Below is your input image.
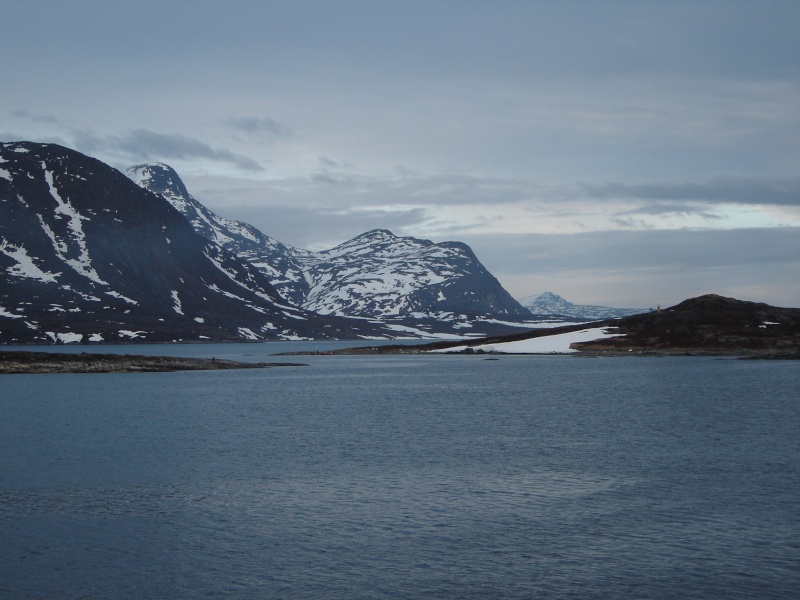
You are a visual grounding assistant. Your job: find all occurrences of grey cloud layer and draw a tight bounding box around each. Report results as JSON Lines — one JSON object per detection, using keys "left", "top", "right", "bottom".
{"left": 2, "top": 0, "right": 798, "bottom": 306}
{"left": 584, "top": 178, "right": 800, "bottom": 206}
{"left": 225, "top": 117, "right": 292, "bottom": 140}
{"left": 474, "top": 228, "right": 800, "bottom": 275}
{"left": 471, "top": 227, "right": 800, "bottom": 305}
{"left": 9, "top": 111, "right": 264, "bottom": 172}
{"left": 74, "top": 129, "right": 265, "bottom": 172}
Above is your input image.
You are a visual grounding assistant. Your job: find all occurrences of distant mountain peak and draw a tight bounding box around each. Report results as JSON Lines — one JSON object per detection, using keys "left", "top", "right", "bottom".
{"left": 519, "top": 292, "right": 643, "bottom": 321}
{"left": 518, "top": 291, "right": 574, "bottom": 309}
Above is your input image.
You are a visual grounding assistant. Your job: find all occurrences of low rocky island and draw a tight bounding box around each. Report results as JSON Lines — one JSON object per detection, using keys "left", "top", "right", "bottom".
{"left": 0, "top": 351, "right": 307, "bottom": 374}
{"left": 569, "top": 294, "right": 800, "bottom": 358}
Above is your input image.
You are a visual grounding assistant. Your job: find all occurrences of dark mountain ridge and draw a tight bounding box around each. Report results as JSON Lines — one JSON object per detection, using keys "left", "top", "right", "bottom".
{"left": 571, "top": 294, "right": 800, "bottom": 357}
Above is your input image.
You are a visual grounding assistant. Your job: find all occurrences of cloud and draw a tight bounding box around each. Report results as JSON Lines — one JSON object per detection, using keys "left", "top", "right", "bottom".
{"left": 8, "top": 112, "right": 265, "bottom": 172}
{"left": 0, "top": 130, "right": 71, "bottom": 147}
{"left": 318, "top": 156, "right": 339, "bottom": 168}
{"left": 12, "top": 110, "right": 61, "bottom": 125}
{"left": 74, "top": 128, "right": 265, "bottom": 172}
{"left": 612, "top": 202, "right": 724, "bottom": 219}
{"left": 583, "top": 177, "right": 800, "bottom": 206}
{"left": 310, "top": 171, "right": 354, "bottom": 186}
{"left": 466, "top": 227, "right": 800, "bottom": 307}
{"left": 475, "top": 227, "right": 800, "bottom": 274}
{"left": 300, "top": 170, "right": 537, "bottom": 207}
{"left": 210, "top": 204, "right": 428, "bottom": 252}
{"left": 225, "top": 116, "right": 292, "bottom": 140}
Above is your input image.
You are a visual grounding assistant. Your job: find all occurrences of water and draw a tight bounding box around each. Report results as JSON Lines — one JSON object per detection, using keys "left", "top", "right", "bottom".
{"left": 1, "top": 347, "right": 798, "bottom": 599}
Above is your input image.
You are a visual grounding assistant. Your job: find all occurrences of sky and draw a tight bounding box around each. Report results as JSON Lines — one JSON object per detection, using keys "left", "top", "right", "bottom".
{"left": 2, "top": 0, "right": 798, "bottom": 308}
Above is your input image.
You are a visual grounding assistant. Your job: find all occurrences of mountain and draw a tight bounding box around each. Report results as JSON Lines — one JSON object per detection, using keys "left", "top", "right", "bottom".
{"left": 127, "top": 163, "right": 532, "bottom": 336}
{"left": 0, "top": 142, "right": 391, "bottom": 343}
{"left": 300, "top": 229, "right": 531, "bottom": 329}
{"left": 518, "top": 291, "right": 644, "bottom": 321}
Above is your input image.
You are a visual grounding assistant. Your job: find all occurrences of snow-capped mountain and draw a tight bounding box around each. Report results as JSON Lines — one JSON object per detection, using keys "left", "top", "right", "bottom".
{"left": 128, "top": 163, "right": 532, "bottom": 336}
{"left": 301, "top": 229, "right": 530, "bottom": 327}
{"left": 518, "top": 291, "right": 645, "bottom": 321}
{"left": 0, "top": 142, "right": 391, "bottom": 343}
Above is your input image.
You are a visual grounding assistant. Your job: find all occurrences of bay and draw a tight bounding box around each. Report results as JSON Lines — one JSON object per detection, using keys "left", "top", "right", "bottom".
{"left": 1, "top": 347, "right": 798, "bottom": 599}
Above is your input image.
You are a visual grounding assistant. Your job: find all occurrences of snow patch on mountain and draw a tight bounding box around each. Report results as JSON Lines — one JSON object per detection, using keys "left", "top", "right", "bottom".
{"left": 1, "top": 241, "right": 60, "bottom": 283}
{"left": 171, "top": 290, "right": 184, "bottom": 315}
{"left": 105, "top": 290, "right": 138, "bottom": 305}
{"left": 0, "top": 306, "right": 23, "bottom": 319}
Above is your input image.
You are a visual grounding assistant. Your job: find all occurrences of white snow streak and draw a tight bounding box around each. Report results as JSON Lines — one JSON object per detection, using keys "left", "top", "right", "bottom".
{"left": 42, "top": 166, "right": 106, "bottom": 285}
{"left": 0, "top": 241, "right": 60, "bottom": 283}
{"left": 0, "top": 306, "right": 23, "bottom": 319}
{"left": 119, "top": 330, "right": 146, "bottom": 339}
{"left": 105, "top": 290, "right": 138, "bottom": 305}
{"left": 171, "top": 290, "right": 184, "bottom": 315}
{"left": 238, "top": 327, "right": 259, "bottom": 340}
{"left": 432, "top": 328, "right": 625, "bottom": 354}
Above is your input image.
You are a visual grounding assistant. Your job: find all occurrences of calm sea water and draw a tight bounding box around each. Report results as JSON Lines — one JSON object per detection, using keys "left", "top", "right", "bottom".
{"left": 1, "top": 344, "right": 798, "bottom": 599}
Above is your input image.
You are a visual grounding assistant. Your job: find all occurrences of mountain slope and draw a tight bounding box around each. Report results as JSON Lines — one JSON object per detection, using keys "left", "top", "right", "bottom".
{"left": 0, "top": 142, "right": 390, "bottom": 343}
{"left": 128, "top": 163, "right": 532, "bottom": 336}
{"left": 518, "top": 291, "right": 644, "bottom": 320}
{"left": 126, "top": 163, "right": 313, "bottom": 305}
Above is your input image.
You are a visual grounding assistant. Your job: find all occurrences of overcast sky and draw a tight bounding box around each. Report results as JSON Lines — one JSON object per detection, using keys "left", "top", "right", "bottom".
{"left": 2, "top": 0, "right": 798, "bottom": 307}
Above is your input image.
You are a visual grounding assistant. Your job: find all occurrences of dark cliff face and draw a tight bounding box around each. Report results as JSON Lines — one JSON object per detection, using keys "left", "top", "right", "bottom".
{"left": 0, "top": 142, "right": 390, "bottom": 343}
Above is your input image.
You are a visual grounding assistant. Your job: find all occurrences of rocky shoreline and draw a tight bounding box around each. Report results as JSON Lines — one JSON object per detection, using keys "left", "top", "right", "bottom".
{"left": 0, "top": 351, "right": 307, "bottom": 374}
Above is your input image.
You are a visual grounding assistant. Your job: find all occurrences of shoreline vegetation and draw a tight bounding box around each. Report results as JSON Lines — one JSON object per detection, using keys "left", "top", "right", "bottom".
{"left": 0, "top": 351, "right": 307, "bottom": 374}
